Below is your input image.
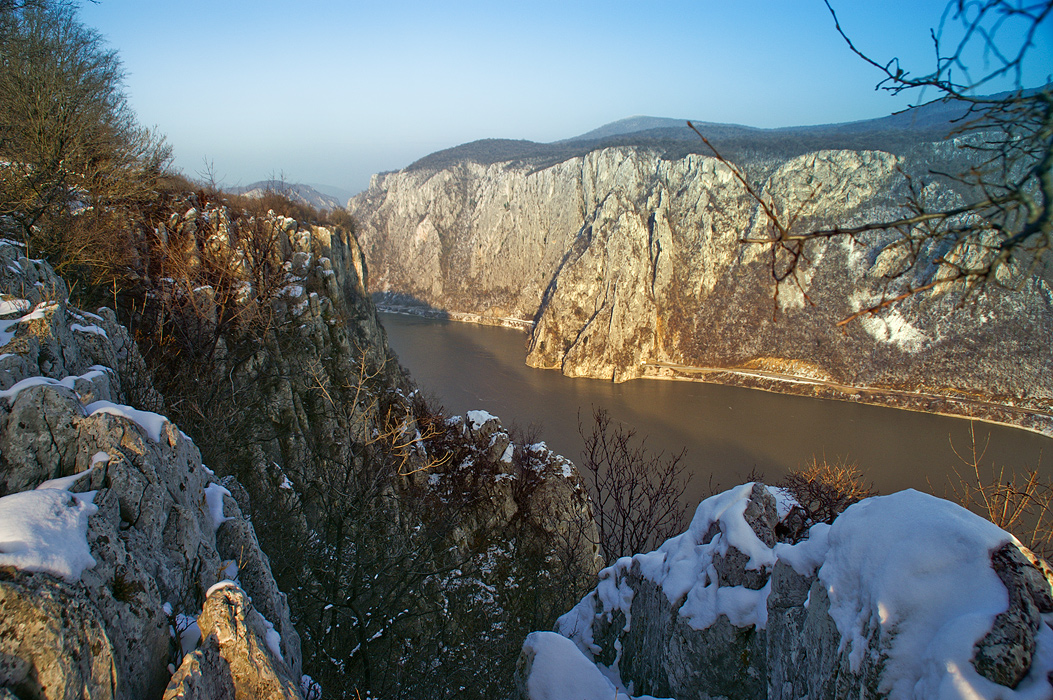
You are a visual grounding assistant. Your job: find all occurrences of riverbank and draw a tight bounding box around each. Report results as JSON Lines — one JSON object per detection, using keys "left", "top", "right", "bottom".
{"left": 377, "top": 305, "right": 1053, "bottom": 440}
{"left": 377, "top": 303, "right": 533, "bottom": 331}
{"left": 640, "top": 361, "right": 1053, "bottom": 440}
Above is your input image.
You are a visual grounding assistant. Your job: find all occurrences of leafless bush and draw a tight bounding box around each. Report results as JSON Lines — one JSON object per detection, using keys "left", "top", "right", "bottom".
{"left": 578, "top": 406, "right": 691, "bottom": 560}
{"left": 942, "top": 422, "right": 1053, "bottom": 560}
{"left": 0, "top": 1, "right": 172, "bottom": 278}
{"left": 780, "top": 456, "right": 876, "bottom": 526}
{"left": 324, "top": 206, "right": 356, "bottom": 233}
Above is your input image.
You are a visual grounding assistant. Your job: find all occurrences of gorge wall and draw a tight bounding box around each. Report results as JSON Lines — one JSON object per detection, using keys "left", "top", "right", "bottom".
{"left": 349, "top": 143, "right": 1053, "bottom": 428}
{"left": 0, "top": 197, "right": 601, "bottom": 698}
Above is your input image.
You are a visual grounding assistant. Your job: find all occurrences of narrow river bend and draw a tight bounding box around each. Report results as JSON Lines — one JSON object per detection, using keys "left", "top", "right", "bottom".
{"left": 381, "top": 313, "right": 1052, "bottom": 507}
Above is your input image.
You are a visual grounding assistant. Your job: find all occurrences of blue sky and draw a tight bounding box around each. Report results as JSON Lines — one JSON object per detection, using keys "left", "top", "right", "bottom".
{"left": 80, "top": 1, "right": 1052, "bottom": 196}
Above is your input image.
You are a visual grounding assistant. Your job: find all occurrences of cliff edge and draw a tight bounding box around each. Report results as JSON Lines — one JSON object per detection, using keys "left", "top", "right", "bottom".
{"left": 0, "top": 238, "right": 304, "bottom": 697}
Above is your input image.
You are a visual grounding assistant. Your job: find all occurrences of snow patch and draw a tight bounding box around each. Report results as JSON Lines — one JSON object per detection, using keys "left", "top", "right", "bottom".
{"left": 176, "top": 613, "right": 202, "bottom": 658}
{"left": 0, "top": 297, "right": 29, "bottom": 316}
{"left": 859, "top": 309, "right": 927, "bottom": 353}
{"left": 773, "top": 523, "right": 831, "bottom": 577}
{"left": 521, "top": 631, "right": 669, "bottom": 700}
{"left": 205, "top": 578, "right": 239, "bottom": 598}
{"left": 0, "top": 487, "right": 97, "bottom": 581}
{"left": 85, "top": 400, "right": 169, "bottom": 442}
{"left": 766, "top": 485, "right": 797, "bottom": 520}
{"left": 36, "top": 469, "right": 92, "bottom": 492}
{"left": 260, "top": 613, "right": 284, "bottom": 661}
{"left": 203, "top": 483, "right": 232, "bottom": 532}
{"left": 70, "top": 323, "right": 107, "bottom": 337}
{"left": 466, "top": 410, "right": 497, "bottom": 430}
{"left": 0, "top": 369, "right": 112, "bottom": 403}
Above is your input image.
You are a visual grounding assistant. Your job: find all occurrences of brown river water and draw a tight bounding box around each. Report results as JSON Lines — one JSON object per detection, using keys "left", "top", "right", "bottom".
{"left": 381, "top": 312, "right": 1052, "bottom": 508}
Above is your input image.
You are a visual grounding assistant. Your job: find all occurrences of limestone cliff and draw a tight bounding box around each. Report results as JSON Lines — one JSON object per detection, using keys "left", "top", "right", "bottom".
{"left": 349, "top": 142, "right": 1053, "bottom": 428}
{"left": 0, "top": 195, "right": 601, "bottom": 699}
{"left": 121, "top": 199, "right": 601, "bottom": 699}
{"left": 0, "top": 238, "right": 303, "bottom": 698}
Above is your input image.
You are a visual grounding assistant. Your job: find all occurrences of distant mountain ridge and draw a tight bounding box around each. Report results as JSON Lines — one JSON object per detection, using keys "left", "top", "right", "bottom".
{"left": 350, "top": 90, "right": 1053, "bottom": 435}
{"left": 405, "top": 94, "right": 988, "bottom": 174}
{"left": 231, "top": 180, "right": 344, "bottom": 211}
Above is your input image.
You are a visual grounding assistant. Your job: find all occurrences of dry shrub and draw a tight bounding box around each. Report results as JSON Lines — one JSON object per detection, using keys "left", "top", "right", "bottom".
{"left": 323, "top": 206, "right": 355, "bottom": 233}
{"left": 943, "top": 423, "right": 1053, "bottom": 561}
{"left": 780, "top": 456, "right": 876, "bottom": 527}
{"left": 227, "top": 188, "right": 321, "bottom": 224}
{"left": 579, "top": 406, "right": 691, "bottom": 560}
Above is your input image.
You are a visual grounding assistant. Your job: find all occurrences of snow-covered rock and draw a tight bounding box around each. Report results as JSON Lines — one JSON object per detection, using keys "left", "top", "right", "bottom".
{"left": 552, "top": 483, "right": 778, "bottom": 700}
{"left": 769, "top": 490, "right": 1053, "bottom": 700}
{"left": 521, "top": 484, "right": 1053, "bottom": 700}
{"left": 0, "top": 241, "right": 301, "bottom": 699}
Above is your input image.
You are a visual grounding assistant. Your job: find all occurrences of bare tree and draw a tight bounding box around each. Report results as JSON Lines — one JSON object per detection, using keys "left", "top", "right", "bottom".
{"left": 578, "top": 406, "right": 691, "bottom": 560}
{"left": 0, "top": 0, "right": 171, "bottom": 274}
{"left": 779, "top": 456, "right": 877, "bottom": 529}
{"left": 692, "top": 0, "right": 1052, "bottom": 323}
{"left": 941, "top": 422, "right": 1053, "bottom": 559}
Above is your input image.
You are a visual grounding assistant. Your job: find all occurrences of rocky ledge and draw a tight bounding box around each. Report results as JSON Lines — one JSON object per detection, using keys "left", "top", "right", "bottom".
{"left": 0, "top": 238, "right": 304, "bottom": 699}
{"left": 517, "top": 483, "right": 1053, "bottom": 700}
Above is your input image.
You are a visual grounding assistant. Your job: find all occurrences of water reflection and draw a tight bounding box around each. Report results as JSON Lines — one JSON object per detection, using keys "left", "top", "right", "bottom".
{"left": 381, "top": 312, "right": 1051, "bottom": 506}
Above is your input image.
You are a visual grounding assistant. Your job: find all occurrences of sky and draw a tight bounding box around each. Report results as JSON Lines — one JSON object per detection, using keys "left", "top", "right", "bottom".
{"left": 79, "top": 1, "right": 1053, "bottom": 198}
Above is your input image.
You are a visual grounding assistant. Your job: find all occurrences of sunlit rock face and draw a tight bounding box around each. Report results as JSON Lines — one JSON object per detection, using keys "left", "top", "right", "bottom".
{"left": 350, "top": 143, "right": 1053, "bottom": 409}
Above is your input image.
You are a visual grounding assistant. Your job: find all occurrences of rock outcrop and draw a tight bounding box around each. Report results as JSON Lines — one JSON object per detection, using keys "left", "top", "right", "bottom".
{"left": 520, "top": 484, "right": 1053, "bottom": 700}
{"left": 165, "top": 584, "right": 301, "bottom": 700}
{"left": 132, "top": 201, "right": 603, "bottom": 698}
{"left": 0, "top": 187, "right": 607, "bottom": 699}
{"left": 349, "top": 143, "right": 1053, "bottom": 426}
{"left": 0, "top": 237, "right": 302, "bottom": 699}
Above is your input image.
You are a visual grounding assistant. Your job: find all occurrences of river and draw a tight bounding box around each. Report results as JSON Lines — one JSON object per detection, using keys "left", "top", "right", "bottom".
{"left": 381, "top": 312, "right": 1052, "bottom": 507}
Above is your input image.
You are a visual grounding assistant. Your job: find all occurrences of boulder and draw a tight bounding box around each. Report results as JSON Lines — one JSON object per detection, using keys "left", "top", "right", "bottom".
{"left": 0, "top": 246, "right": 301, "bottom": 699}
{"left": 164, "top": 584, "right": 301, "bottom": 700}
{"left": 527, "top": 487, "right": 1053, "bottom": 700}
{"left": 555, "top": 483, "right": 778, "bottom": 700}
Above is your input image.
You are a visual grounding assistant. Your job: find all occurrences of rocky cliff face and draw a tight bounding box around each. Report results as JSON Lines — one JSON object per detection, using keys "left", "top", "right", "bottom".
{"left": 517, "top": 484, "right": 1053, "bottom": 700}
{"left": 349, "top": 144, "right": 1053, "bottom": 423}
{"left": 0, "top": 196, "right": 601, "bottom": 698}
{"left": 0, "top": 238, "right": 303, "bottom": 698}
{"left": 118, "top": 200, "right": 601, "bottom": 698}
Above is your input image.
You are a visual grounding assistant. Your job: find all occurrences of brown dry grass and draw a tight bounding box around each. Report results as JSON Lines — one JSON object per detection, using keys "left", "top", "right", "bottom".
{"left": 780, "top": 456, "right": 877, "bottom": 526}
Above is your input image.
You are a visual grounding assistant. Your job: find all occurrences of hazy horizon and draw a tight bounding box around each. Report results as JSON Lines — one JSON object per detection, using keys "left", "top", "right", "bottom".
{"left": 81, "top": 1, "right": 1053, "bottom": 195}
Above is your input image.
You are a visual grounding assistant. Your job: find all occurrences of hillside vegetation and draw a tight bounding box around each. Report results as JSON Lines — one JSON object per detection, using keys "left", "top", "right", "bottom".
{"left": 0, "top": 3, "right": 600, "bottom": 698}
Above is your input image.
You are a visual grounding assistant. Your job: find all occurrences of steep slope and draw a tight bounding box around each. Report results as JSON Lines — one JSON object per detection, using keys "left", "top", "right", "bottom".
{"left": 0, "top": 195, "right": 602, "bottom": 698}
{"left": 349, "top": 135, "right": 1053, "bottom": 432}
{"left": 0, "top": 239, "right": 304, "bottom": 698}
{"left": 128, "top": 199, "right": 601, "bottom": 699}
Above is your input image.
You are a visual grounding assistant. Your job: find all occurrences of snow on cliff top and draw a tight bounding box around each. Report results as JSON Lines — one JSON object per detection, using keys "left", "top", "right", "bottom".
{"left": 548, "top": 485, "right": 1052, "bottom": 700}
{"left": 798, "top": 490, "right": 1050, "bottom": 700}
{"left": 559, "top": 482, "right": 777, "bottom": 651}
{"left": 0, "top": 473, "right": 97, "bottom": 581}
